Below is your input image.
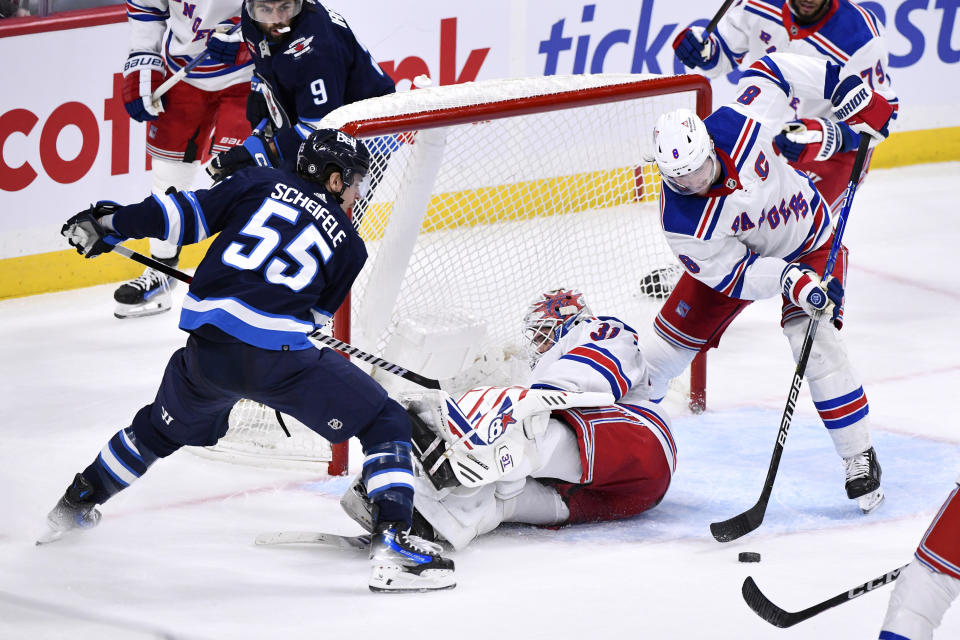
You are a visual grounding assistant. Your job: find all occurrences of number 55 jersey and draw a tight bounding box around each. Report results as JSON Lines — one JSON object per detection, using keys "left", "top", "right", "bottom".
{"left": 106, "top": 166, "right": 367, "bottom": 351}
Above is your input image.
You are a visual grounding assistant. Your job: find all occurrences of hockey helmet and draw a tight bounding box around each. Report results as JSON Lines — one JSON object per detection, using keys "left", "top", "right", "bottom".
{"left": 245, "top": 0, "right": 303, "bottom": 35}
{"left": 522, "top": 288, "right": 592, "bottom": 365}
{"left": 296, "top": 128, "right": 371, "bottom": 202}
{"left": 652, "top": 108, "right": 718, "bottom": 195}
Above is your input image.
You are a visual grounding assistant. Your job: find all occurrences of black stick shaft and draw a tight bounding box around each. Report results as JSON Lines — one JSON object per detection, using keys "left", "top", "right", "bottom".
{"left": 710, "top": 137, "right": 872, "bottom": 542}
{"left": 113, "top": 245, "right": 192, "bottom": 284}
{"left": 742, "top": 564, "right": 907, "bottom": 628}
{"left": 112, "top": 245, "right": 442, "bottom": 390}
{"left": 705, "top": 0, "right": 737, "bottom": 36}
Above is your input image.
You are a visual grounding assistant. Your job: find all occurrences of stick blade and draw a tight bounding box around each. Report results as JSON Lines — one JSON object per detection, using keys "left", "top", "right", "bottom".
{"left": 741, "top": 577, "right": 797, "bottom": 628}
{"left": 710, "top": 504, "right": 763, "bottom": 542}
{"left": 255, "top": 531, "right": 369, "bottom": 550}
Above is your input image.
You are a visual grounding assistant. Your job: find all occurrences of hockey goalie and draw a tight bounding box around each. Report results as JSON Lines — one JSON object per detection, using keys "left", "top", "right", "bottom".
{"left": 342, "top": 289, "right": 678, "bottom": 549}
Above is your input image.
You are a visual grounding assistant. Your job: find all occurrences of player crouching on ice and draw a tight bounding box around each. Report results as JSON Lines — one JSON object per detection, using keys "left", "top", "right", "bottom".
{"left": 341, "top": 289, "right": 677, "bottom": 549}
{"left": 641, "top": 52, "right": 896, "bottom": 513}
{"left": 45, "top": 128, "right": 454, "bottom": 592}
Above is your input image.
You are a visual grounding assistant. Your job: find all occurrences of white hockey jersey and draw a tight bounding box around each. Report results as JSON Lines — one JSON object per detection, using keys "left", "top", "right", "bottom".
{"left": 706, "top": 0, "right": 898, "bottom": 128}
{"left": 126, "top": 0, "right": 252, "bottom": 91}
{"left": 530, "top": 315, "right": 652, "bottom": 405}
{"left": 658, "top": 52, "right": 857, "bottom": 300}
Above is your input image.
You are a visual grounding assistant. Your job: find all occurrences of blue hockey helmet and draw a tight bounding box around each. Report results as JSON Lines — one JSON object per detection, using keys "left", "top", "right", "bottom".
{"left": 296, "top": 129, "right": 371, "bottom": 201}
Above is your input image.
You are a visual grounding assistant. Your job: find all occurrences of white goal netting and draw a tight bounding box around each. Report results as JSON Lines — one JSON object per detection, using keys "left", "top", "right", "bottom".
{"left": 204, "top": 73, "right": 711, "bottom": 472}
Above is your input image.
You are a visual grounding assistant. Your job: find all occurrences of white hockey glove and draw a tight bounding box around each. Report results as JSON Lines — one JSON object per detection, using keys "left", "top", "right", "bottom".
{"left": 831, "top": 74, "right": 894, "bottom": 143}
{"left": 781, "top": 263, "right": 844, "bottom": 323}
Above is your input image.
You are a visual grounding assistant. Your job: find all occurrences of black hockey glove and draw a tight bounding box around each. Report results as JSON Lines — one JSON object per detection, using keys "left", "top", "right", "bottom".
{"left": 247, "top": 88, "right": 271, "bottom": 130}
{"left": 62, "top": 201, "right": 124, "bottom": 258}
{"left": 206, "top": 133, "right": 280, "bottom": 182}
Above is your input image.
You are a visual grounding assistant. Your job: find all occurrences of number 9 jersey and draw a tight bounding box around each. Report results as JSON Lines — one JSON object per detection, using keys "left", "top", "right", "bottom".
{"left": 241, "top": 1, "right": 396, "bottom": 162}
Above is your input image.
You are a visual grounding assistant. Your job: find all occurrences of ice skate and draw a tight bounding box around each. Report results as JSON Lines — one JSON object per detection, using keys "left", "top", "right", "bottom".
{"left": 341, "top": 474, "right": 436, "bottom": 541}
{"left": 113, "top": 259, "right": 178, "bottom": 319}
{"left": 844, "top": 447, "right": 884, "bottom": 514}
{"left": 37, "top": 473, "right": 101, "bottom": 545}
{"left": 368, "top": 521, "right": 454, "bottom": 592}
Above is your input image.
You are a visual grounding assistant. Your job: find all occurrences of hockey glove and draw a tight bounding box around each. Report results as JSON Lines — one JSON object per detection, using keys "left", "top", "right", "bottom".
{"left": 62, "top": 202, "right": 124, "bottom": 258}
{"left": 781, "top": 263, "right": 844, "bottom": 324}
{"left": 831, "top": 75, "right": 894, "bottom": 143}
{"left": 246, "top": 79, "right": 271, "bottom": 129}
{"left": 672, "top": 27, "right": 719, "bottom": 70}
{"left": 206, "top": 19, "right": 247, "bottom": 66}
{"left": 122, "top": 52, "right": 167, "bottom": 122}
{"left": 774, "top": 118, "right": 858, "bottom": 163}
{"left": 206, "top": 132, "right": 280, "bottom": 181}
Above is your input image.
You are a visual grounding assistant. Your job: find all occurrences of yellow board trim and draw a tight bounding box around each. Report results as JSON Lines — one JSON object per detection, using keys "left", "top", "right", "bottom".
{"left": 0, "top": 238, "right": 214, "bottom": 300}
{"left": 2, "top": 126, "right": 957, "bottom": 301}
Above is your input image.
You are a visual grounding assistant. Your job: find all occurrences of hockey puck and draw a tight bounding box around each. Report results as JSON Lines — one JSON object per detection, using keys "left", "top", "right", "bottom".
{"left": 738, "top": 552, "right": 761, "bottom": 563}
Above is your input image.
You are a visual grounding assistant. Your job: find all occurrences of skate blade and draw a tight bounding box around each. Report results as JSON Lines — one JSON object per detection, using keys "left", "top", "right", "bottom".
{"left": 35, "top": 528, "right": 65, "bottom": 546}
{"left": 114, "top": 300, "right": 172, "bottom": 319}
{"left": 368, "top": 566, "right": 456, "bottom": 592}
{"left": 857, "top": 487, "right": 885, "bottom": 514}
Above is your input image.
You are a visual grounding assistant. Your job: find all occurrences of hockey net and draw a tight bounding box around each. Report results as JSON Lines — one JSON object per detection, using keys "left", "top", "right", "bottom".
{"left": 206, "top": 73, "right": 710, "bottom": 476}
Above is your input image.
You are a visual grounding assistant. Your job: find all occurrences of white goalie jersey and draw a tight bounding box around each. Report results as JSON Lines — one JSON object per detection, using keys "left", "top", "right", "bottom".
{"left": 530, "top": 315, "right": 652, "bottom": 405}
{"left": 126, "top": 0, "right": 253, "bottom": 91}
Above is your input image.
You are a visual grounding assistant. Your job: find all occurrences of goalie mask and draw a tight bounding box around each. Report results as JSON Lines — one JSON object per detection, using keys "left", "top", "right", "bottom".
{"left": 296, "top": 128, "right": 371, "bottom": 204}
{"left": 522, "top": 288, "right": 592, "bottom": 366}
{"left": 652, "top": 108, "right": 718, "bottom": 196}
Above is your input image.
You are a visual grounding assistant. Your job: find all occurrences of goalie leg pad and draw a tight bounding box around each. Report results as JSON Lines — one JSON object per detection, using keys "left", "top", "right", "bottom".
{"left": 414, "top": 483, "right": 500, "bottom": 551}
{"left": 361, "top": 441, "right": 415, "bottom": 529}
{"left": 783, "top": 318, "right": 871, "bottom": 457}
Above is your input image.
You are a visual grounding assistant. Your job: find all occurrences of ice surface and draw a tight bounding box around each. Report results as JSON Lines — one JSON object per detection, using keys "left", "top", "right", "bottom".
{"left": 1, "top": 163, "right": 958, "bottom": 639}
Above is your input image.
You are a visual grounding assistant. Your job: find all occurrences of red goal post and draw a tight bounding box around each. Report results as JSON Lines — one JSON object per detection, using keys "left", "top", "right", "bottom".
{"left": 211, "top": 73, "right": 711, "bottom": 477}
{"left": 326, "top": 73, "right": 712, "bottom": 475}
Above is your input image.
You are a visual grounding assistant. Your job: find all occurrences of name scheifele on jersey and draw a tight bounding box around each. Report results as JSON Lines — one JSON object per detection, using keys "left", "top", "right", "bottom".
{"left": 110, "top": 167, "right": 367, "bottom": 351}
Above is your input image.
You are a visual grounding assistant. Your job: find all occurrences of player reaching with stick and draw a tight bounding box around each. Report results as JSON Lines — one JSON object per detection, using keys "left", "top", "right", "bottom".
{"left": 642, "top": 52, "right": 895, "bottom": 514}
{"left": 44, "top": 129, "right": 455, "bottom": 593}
{"left": 115, "top": 0, "right": 254, "bottom": 318}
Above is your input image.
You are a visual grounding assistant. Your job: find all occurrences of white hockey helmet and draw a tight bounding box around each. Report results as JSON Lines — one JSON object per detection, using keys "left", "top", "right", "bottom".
{"left": 522, "top": 288, "right": 592, "bottom": 366}
{"left": 652, "top": 108, "right": 718, "bottom": 195}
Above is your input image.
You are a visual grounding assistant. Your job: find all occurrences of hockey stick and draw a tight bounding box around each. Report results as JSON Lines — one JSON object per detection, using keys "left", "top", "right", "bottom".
{"left": 308, "top": 332, "right": 442, "bottom": 390}
{"left": 705, "top": 0, "right": 737, "bottom": 36}
{"left": 112, "top": 246, "right": 443, "bottom": 390}
{"left": 742, "top": 563, "right": 907, "bottom": 627}
{"left": 150, "top": 22, "right": 242, "bottom": 109}
{"left": 113, "top": 245, "right": 193, "bottom": 284}
{"left": 709, "top": 136, "right": 872, "bottom": 543}
{"left": 255, "top": 531, "right": 370, "bottom": 550}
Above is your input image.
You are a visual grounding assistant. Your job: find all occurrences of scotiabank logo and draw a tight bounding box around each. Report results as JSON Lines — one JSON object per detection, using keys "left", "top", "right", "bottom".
{"left": 1, "top": 74, "right": 134, "bottom": 193}
{"left": 0, "top": 17, "right": 489, "bottom": 193}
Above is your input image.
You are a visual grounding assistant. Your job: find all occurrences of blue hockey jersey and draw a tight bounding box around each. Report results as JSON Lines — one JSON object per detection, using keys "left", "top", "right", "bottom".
{"left": 109, "top": 167, "right": 367, "bottom": 351}
{"left": 241, "top": 0, "right": 395, "bottom": 162}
